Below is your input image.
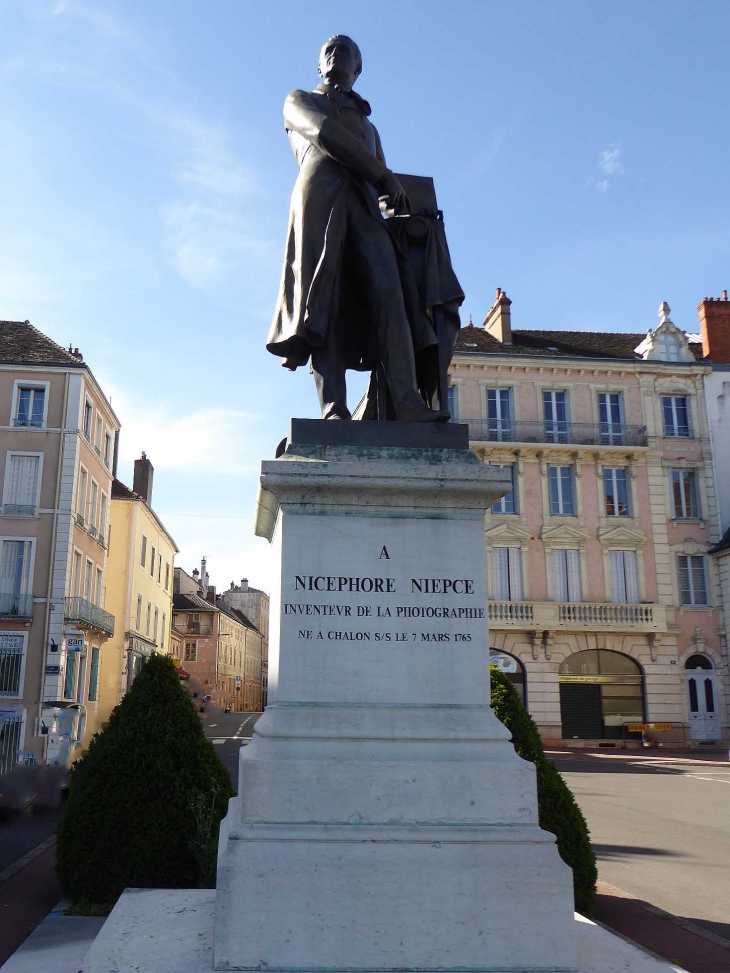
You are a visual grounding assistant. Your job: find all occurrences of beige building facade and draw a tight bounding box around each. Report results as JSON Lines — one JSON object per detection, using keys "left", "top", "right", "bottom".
{"left": 450, "top": 294, "right": 726, "bottom": 747}
{"left": 0, "top": 322, "right": 119, "bottom": 769}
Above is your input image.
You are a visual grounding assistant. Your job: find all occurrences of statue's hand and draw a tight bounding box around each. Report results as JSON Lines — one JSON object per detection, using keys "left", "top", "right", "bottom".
{"left": 378, "top": 172, "right": 411, "bottom": 216}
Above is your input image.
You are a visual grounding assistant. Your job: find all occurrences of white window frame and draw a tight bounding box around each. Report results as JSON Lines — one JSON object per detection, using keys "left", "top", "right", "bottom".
{"left": 87, "top": 478, "right": 99, "bottom": 533}
{"left": 82, "top": 396, "right": 93, "bottom": 440}
{"left": 603, "top": 467, "right": 631, "bottom": 517}
{"left": 677, "top": 554, "right": 709, "bottom": 607}
{"left": 71, "top": 548, "right": 83, "bottom": 597}
{"left": 670, "top": 469, "right": 699, "bottom": 520}
{"left": 492, "top": 547, "right": 523, "bottom": 601}
{"left": 609, "top": 550, "right": 640, "bottom": 603}
{"left": 548, "top": 465, "right": 575, "bottom": 515}
{"left": 0, "top": 535, "right": 36, "bottom": 596}
{"left": 83, "top": 558, "right": 94, "bottom": 602}
{"left": 140, "top": 535, "right": 147, "bottom": 568}
{"left": 10, "top": 380, "right": 50, "bottom": 429}
{"left": 94, "top": 413, "right": 103, "bottom": 455}
{"left": 662, "top": 395, "right": 691, "bottom": 438}
{"left": 76, "top": 466, "right": 88, "bottom": 526}
{"left": 542, "top": 389, "right": 570, "bottom": 443}
{"left": 486, "top": 388, "right": 513, "bottom": 441}
{"left": 551, "top": 548, "right": 582, "bottom": 602}
{"left": 95, "top": 567, "right": 103, "bottom": 606}
{"left": 103, "top": 429, "right": 113, "bottom": 468}
{"left": 491, "top": 464, "right": 518, "bottom": 514}
{"left": 146, "top": 601, "right": 151, "bottom": 636}
{"left": 153, "top": 607, "right": 159, "bottom": 643}
{"left": 598, "top": 391, "right": 624, "bottom": 444}
{"left": 161, "top": 612, "right": 167, "bottom": 650}
{"left": 2, "top": 452, "right": 43, "bottom": 518}
{"left": 135, "top": 592, "right": 143, "bottom": 631}
{"left": 0, "top": 631, "right": 28, "bottom": 699}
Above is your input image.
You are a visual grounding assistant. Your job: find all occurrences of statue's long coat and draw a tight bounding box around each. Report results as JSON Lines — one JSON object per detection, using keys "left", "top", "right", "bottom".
{"left": 266, "top": 84, "right": 437, "bottom": 371}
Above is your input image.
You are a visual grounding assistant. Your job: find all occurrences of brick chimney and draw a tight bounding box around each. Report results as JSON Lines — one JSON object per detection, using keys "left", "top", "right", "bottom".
{"left": 133, "top": 452, "right": 154, "bottom": 503}
{"left": 697, "top": 290, "right": 730, "bottom": 361}
{"left": 483, "top": 288, "right": 512, "bottom": 345}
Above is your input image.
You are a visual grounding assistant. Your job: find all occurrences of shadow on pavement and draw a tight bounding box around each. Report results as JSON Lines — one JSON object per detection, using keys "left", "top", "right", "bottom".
{"left": 591, "top": 843, "right": 686, "bottom": 860}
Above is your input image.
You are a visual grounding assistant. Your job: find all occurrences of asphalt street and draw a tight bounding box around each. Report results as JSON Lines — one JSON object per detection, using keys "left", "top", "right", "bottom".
{"left": 201, "top": 710, "right": 262, "bottom": 789}
{"left": 551, "top": 749, "right": 730, "bottom": 939}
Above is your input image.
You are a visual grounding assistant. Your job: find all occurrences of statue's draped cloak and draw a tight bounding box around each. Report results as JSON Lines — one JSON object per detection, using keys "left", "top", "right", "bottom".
{"left": 266, "top": 85, "right": 440, "bottom": 372}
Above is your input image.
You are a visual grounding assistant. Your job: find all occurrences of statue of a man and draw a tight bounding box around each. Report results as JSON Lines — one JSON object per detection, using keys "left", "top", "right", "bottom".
{"left": 266, "top": 35, "right": 450, "bottom": 422}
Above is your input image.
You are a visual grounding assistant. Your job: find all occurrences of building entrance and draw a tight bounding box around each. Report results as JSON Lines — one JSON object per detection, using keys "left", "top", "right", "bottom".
{"left": 685, "top": 654, "right": 721, "bottom": 741}
{"left": 559, "top": 649, "right": 644, "bottom": 740}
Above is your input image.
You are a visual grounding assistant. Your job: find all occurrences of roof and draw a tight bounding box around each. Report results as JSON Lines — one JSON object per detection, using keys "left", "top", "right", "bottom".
{"left": 454, "top": 327, "right": 706, "bottom": 362}
{"left": 111, "top": 478, "right": 179, "bottom": 552}
{"left": 708, "top": 527, "right": 730, "bottom": 556}
{"left": 172, "top": 592, "right": 217, "bottom": 613}
{"left": 215, "top": 598, "right": 262, "bottom": 633}
{"left": 0, "top": 320, "right": 87, "bottom": 367}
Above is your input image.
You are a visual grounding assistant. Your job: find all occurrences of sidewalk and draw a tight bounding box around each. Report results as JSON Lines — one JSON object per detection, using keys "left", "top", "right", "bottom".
{"left": 0, "top": 840, "right": 61, "bottom": 967}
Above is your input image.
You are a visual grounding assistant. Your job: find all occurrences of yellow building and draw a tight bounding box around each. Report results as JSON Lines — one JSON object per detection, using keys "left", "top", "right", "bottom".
{"left": 83, "top": 453, "right": 177, "bottom": 746}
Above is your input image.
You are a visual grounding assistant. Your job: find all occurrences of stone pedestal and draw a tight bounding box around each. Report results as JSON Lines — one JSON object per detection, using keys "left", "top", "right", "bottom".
{"left": 214, "top": 421, "right": 577, "bottom": 972}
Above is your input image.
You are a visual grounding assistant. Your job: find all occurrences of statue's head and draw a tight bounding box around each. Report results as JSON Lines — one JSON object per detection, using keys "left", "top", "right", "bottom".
{"left": 318, "top": 35, "right": 362, "bottom": 90}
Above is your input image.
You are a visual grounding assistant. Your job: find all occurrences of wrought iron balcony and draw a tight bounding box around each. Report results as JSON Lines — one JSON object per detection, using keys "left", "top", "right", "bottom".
{"left": 1, "top": 504, "right": 36, "bottom": 518}
{"left": 466, "top": 419, "right": 648, "bottom": 448}
{"left": 488, "top": 600, "right": 665, "bottom": 632}
{"left": 0, "top": 592, "right": 34, "bottom": 618}
{"left": 64, "top": 596, "right": 115, "bottom": 636}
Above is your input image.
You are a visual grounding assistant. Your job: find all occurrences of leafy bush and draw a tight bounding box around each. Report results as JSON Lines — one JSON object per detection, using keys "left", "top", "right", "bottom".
{"left": 57, "top": 653, "right": 234, "bottom": 908}
{"left": 490, "top": 665, "right": 597, "bottom": 914}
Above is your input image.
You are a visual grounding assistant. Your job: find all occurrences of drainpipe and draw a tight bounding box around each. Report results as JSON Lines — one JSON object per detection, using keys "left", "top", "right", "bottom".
{"left": 38, "top": 371, "right": 70, "bottom": 762}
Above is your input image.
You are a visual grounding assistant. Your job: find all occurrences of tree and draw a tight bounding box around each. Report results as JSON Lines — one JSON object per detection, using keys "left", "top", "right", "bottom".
{"left": 56, "top": 653, "right": 234, "bottom": 907}
{"left": 490, "top": 665, "right": 597, "bottom": 914}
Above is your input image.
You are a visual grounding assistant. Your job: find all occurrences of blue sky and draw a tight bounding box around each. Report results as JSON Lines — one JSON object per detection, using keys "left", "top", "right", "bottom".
{"left": 2, "top": 1, "right": 729, "bottom": 593}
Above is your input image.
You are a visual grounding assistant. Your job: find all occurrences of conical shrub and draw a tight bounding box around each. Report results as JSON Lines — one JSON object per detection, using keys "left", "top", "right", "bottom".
{"left": 56, "top": 653, "right": 234, "bottom": 907}
{"left": 490, "top": 665, "right": 597, "bottom": 914}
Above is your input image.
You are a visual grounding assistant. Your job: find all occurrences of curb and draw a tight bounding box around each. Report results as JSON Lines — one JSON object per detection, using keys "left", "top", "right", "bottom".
{"left": 0, "top": 835, "right": 56, "bottom": 886}
{"left": 598, "top": 881, "right": 730, "bottom": 952}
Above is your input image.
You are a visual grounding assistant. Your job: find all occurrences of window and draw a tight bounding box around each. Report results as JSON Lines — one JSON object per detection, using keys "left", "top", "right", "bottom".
{"left": 609, "top": 550, "right": 639, "bottom": 603}
{"left": 548, "top": 465, "right": 574, "bottom": 515}
{"left": 598, "top": 393, "right": 623, "bottom": 445}
{"left": 104, "top": 432, "right": 112, "bottom": 467}
{"left": 487, "top": 389, "right": 512, "bottom": 441}
{"left": 140, "top": 535, "right": 147, "bottom": 568}
{"left": 184, "top": 641, "right": 197, "bottom": 662}
{"left": 94, "top": 415, "right": 103, "bottom": 454}
{"left": 135, "top": 593, "right": 142, "bottom": 631}
{"left": 64, "top": 650, "right": 77, "bottom": 699}
{"left": 83, "top": 399, "right": 93, "bottom": 439}
{"left": 1, "top": 539, "right": 31, "bottom": 600}
{"left": 551, "top": 549, "right": 581, "bottom": 602}
{"left": 161, "top": 612, "right": 166, "bottom": 650}
{"left": 83, "top": 559, "right": 93, "bottom": 601}
{"left": 77, "top": 469, "right": 88, "bottom": 525}
{"left": 446, "top": 385, "right": 458, "bottom": 421}
{"left": 671, "top": 470, "right": 698, "bottom": 519}
{"left": 146, "top": 601, "right": 151, "bottom": 636}
{"left": 491, "top": 464, "right": 517, "bottom": 514}
{"left": 164, "top": 563, "right": 170, "bottom": 590}
{"left": 0, "top": 633, "right": 24, "bottom": 696}
{"left": 99, "top": 493, "right": 108, "bottom": 543}
{"left": 492, "top": 547, "right": 523, "bottom": 601}
{"left": 662, "top": 396, "right": 691, "bottom": 438}
{"left": 4, "top": 455, "right": 40, "bottom": 517}
{"left": 150, "top": 547, "right": 156, "bottom": 578}
{"left": 153, "top": 607, "right": 159, "bottom": 643}
{"left": 157, "top": 554, "right": 162, "bottom": 583}
{"left": 87, "top": 480, "right": 98, "bottom": 531}
{"left": 14, "top": 386, "right": 45, "bottom": 428}
{"left": 95, "top": 567, "right": 103, "bottom": 606}
{"left": 657, "top": 333, "right": 681, "bottom": 362}
{"left": 677, "top": 554, "right": 708, "bottom": 606}
{"left": 72, "top": 550, "right": 83, "bottom": 597}
{"left": 88, "top": 646, "right": 100, "bottom": 701}
{"left": 543, "top": 390, "right": 569, "bottom": 443}
{"left": 604, "top": 468, "right": 630, "bottom": 517}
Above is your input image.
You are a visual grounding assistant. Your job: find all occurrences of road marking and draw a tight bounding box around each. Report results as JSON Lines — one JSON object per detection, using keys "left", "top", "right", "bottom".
{"left": 686, "top": 774, "right": 730, "bottom": 783}
{"left": 212, "top": 738, "right": 226, "bottom": 744}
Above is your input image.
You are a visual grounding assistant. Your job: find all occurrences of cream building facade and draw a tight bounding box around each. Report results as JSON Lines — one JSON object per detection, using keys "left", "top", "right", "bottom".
{"left": 0, "top": 322, "right": 119, "bottom": 770}
{"left": 450, "top": 294, "right": 726, "bottom": 747}
{"left": 85, "top": 454, "right": 177, "bottom": 747}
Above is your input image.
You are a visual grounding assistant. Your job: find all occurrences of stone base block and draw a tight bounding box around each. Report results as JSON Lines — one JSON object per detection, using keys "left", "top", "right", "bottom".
{"left": 80, "top": 889, "right": 689, "bottom": 973}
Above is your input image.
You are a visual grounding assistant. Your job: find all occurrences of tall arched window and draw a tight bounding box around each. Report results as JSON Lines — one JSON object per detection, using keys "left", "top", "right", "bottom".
{"left": 559, "top": 650, "right": 644, "bottom": 740}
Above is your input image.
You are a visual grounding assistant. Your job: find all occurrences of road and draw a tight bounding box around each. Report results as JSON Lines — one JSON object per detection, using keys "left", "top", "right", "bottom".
{"left": 552, "top": 749, "right": 730, "bottom": 939}
{"left": 201, "top": 710, "right": 262, "bottom": 789}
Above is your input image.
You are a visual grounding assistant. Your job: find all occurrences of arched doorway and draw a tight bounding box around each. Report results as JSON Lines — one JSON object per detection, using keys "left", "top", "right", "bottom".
{"left": 489, "top": 649, "right": 526, "bottom": 706}
{"left": 685, "top": 654, "right": 721, "bottom": 741}
{"left": 559, "top": 650, "right": 644, "bottom": 740}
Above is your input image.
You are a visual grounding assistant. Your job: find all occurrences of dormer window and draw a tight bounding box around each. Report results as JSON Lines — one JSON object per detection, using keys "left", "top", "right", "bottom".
{"left": 657, "top": 333, "right": 681, "bottom": 362}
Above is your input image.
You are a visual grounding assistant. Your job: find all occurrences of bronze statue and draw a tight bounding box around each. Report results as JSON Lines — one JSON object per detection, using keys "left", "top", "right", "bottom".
{"left": 267, "top": 35, "right": 463, "bottom": 422}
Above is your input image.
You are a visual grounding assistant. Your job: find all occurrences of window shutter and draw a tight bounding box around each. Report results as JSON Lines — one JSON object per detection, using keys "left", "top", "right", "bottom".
{"left": 507, "top": 547, "right": 523, "bottom": 601}
{"left": 566, "top": 550, "right": 581, "bottom": 601}
{"left": 677, "top": 555, "right": 691, "bottom": 604}
{"left": 7, "top": 455, "right": 39, "bottom": 508}
{"left": 552, "top": 550, "right": 568, "bottom": 601}
{"left": 691, "top": 556, "right": 707, "bottom": 604}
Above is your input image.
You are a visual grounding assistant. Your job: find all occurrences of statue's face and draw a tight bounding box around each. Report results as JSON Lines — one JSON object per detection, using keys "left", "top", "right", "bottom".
{"left": 318, "top": 37, "right": 360, "bottom": 90}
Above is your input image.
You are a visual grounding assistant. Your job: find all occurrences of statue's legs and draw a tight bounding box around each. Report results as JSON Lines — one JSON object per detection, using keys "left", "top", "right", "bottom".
{"left": 310, "top": 196, "right": 447, "bottom": 422}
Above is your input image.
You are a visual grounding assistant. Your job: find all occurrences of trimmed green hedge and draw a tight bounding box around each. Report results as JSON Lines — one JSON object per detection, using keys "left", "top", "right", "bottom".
{"left": 56, "top": 653, "right": 234, "bottom": 907}
{"left": 490, "top": 665, "right": 597, "bottom": 914}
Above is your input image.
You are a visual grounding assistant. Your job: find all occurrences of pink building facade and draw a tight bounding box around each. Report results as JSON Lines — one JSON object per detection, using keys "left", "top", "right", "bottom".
{"left": 450, "top": 295, "right": 726, "bottom": 747}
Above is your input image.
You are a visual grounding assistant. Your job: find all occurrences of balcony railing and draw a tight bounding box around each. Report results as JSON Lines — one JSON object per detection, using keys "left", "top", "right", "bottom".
{"left": 466, "top": 420, "right": 648, "bottom": 448}
{"left": 2, "top": 504, "right": 36, "bottom": 518}
{"left": 488, "top": 600, "right": 664, "bottom": 632}
{"left": 64, "top": 596, "right": 115, "bottom": 636}
{"left": 0, "top": 592, "right": 34, "bottom": 618}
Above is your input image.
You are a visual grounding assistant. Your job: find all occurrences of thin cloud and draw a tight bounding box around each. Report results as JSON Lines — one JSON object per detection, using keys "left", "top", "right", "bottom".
{"left": 589, "top": 144, "right": 625, "bottom": 193}
{"left": 50, "top": 0, "right": 133, "bottom": 43}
